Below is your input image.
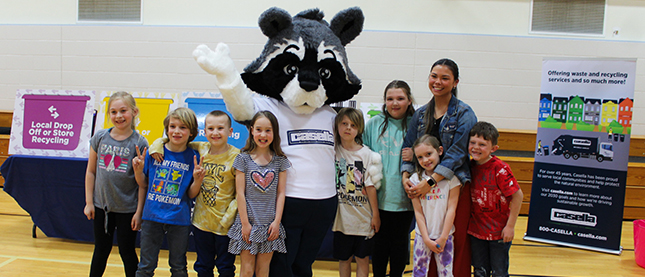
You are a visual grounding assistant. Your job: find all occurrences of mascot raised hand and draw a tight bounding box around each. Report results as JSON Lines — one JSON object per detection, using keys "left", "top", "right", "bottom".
{"left": 193, "top": 7, "right": 364, "bottom": 277}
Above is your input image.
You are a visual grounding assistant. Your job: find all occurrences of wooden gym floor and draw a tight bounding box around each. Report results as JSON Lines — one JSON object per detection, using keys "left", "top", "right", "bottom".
{"left": 0, "top": 190, "right": 643, "bottom": 276}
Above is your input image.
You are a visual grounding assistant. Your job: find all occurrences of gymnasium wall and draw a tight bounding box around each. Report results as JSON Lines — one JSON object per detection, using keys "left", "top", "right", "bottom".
{"left": 1, "top": 1, "right": 644, "bottom": 134}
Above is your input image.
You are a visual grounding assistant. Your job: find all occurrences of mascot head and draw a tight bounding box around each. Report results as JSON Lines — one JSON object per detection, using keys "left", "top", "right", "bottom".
{"left": 241, "top": 7, "right": 364, "bottom": 114}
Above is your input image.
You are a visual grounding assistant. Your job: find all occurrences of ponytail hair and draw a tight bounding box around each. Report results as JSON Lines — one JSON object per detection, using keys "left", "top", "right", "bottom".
{"left": 107, "top": 91, "right": 139, "bottom": 130}
{"left": 424, "top": 58, "right": 459, "bottom": 135}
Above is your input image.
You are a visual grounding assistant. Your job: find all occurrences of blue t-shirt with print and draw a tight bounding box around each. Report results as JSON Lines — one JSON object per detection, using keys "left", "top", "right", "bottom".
{"left": 142, "top": 146, "right": 199, "bottom": 226}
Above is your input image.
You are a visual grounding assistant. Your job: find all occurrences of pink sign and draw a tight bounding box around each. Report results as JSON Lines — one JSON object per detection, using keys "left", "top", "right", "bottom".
{"left": 22, "top": 94, "right": 91, "bottom": 150}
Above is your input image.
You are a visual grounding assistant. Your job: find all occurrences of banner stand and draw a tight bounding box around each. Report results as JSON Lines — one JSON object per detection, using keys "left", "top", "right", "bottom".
{"left": 524, "top": 58, "right": 636, "bottom": 255}
{"left": 524, "top": 235, "right": 623, "bottom": 255}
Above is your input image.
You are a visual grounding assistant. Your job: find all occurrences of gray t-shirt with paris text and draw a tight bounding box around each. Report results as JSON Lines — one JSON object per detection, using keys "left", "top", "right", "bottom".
{"left": 90, "top": 128, "right": 148, "bottom": 213}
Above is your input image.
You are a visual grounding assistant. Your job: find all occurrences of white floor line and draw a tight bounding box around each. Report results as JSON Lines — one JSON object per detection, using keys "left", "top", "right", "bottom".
{"left": 0, "top": 257, "right": 18, "bottom": 268}
{"left": 0, "top": 254, "right": 196, "bottom": 273}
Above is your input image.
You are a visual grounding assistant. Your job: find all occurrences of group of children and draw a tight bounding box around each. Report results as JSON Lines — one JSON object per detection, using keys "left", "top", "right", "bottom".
{"left": 85, "top": 92, "right": 289, "bottom": 277}
{"left": 84, "top": 88, "right": 522, "bottom": 277}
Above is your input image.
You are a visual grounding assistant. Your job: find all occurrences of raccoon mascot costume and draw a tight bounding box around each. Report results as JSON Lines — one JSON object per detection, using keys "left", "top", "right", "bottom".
{"left": 193, "top": 7, "right": 364, "bottom": 277}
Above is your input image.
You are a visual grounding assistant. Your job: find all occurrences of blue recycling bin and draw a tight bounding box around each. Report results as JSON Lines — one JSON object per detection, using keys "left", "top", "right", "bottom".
{"left": 185, "top": 98, "right": 249, "bottom": 149}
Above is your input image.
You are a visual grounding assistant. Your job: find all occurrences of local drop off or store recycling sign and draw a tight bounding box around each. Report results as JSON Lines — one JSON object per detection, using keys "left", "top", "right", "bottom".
{"left": 9, "top": 89, "right": 96, "bottom": 158}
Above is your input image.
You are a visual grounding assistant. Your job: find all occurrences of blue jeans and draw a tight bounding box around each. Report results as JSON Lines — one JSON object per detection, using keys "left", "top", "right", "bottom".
{"left": 192, "top": 226, "right": 236, "bottom": 277}
{"left": 136, "top": 220, "right": 190, "bottom": 277}
{"left": 470, "top": 235, "right": 511, "bottom": 277}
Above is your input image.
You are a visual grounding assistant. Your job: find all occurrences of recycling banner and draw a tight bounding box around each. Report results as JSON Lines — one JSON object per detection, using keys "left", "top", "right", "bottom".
{"left": 524, "top": 58, "right": 636, "bottom": 254}
{"left": 9, "top": 89, "right": 95, "bottom": 158}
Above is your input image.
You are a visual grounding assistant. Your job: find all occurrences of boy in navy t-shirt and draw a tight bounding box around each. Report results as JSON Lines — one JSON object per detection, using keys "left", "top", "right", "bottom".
{"left": 133, "top": 107, "right": 203, "bottom": 277}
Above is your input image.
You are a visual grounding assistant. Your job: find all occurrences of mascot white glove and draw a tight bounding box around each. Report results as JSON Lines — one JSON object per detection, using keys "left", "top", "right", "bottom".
{"left": 193, "top": 43, "right": 255, "bottom": 121}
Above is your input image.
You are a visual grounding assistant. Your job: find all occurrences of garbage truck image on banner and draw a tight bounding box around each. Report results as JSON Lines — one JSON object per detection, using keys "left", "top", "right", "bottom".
{"left": 551, "top": 135, "right": 614, "bottom": 162}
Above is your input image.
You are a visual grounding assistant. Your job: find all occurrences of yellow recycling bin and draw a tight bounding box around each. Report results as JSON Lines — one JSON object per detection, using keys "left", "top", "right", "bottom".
{"left": 103, "top": 97, "right": 174, "bottom": 142}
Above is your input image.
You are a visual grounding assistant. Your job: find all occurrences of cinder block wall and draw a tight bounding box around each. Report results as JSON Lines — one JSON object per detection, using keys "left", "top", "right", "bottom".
{"left": 1, "top": 1, "right": 644, "bottom": 134}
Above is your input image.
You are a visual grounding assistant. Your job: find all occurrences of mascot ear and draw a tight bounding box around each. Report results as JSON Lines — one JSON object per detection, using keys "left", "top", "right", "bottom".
{"left": 258, "top": 7, "right": 293, "bottom": 38}
{"left": 330, "top": 7, "right": 364, "bottom": 46}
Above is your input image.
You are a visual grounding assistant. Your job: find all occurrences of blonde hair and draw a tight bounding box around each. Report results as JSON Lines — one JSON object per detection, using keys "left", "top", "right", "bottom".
{"left": 163, "top": 107, "right": 199, "bottom": 144}
{"left": 334, "top": 107, "right": 364, "bottom": 145}
{"left": 107, "top": 91, "right": 139, "bottom": 130}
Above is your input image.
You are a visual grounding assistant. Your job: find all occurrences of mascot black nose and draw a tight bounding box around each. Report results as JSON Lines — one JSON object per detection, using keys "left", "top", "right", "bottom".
{"left": 299, "top": 80, "right": 319, "bottom": 92}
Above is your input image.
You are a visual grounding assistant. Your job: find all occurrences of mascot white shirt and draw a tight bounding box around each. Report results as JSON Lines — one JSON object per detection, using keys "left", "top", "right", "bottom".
{"left": 254, "top": 97, "right": 336, "bottom": 199}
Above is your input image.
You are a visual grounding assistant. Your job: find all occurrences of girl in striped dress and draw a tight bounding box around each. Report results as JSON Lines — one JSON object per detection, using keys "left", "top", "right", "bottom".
{"left": 228, "top": 111, "right": 290, "bottom": 277}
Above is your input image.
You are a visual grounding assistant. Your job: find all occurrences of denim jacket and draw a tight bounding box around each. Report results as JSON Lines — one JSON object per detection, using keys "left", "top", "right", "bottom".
{"left": 401, "top": 96, "right": 477, "bottom": 185}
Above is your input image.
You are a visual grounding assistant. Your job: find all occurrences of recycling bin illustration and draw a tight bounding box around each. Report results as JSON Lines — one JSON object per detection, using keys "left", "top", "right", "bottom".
{"left": 22, "top": 94, "right": 91, "bottom": 150}
{"left": 103, "top": 97, "right": 174, "bottom": 142}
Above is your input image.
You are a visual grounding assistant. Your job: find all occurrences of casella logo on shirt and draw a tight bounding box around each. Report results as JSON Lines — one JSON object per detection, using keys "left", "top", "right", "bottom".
{"left": 287, "top": 129, "right": 334, "bottom": 146}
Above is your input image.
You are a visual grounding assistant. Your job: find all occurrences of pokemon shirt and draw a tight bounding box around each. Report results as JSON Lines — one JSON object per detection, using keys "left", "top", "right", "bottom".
{"left": 332, "top": 146, "right": 380, "bottom": 237}
{"left": 142, "top": 146, "right": 199, "bottom": 226}
{"left": 192, "top": 145, "right": 240, "bottom": 235}
{"left": 411, "top": 172, "right": 461, "bottom": 239}
{"left": 254, "top": 97, "right": 336, "bottom": 199}
{"left": 91, "top": 128, "right": 148, "bottom": 213}
{"left": 468, "top": 155, "right": 520, "bottom": 241}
